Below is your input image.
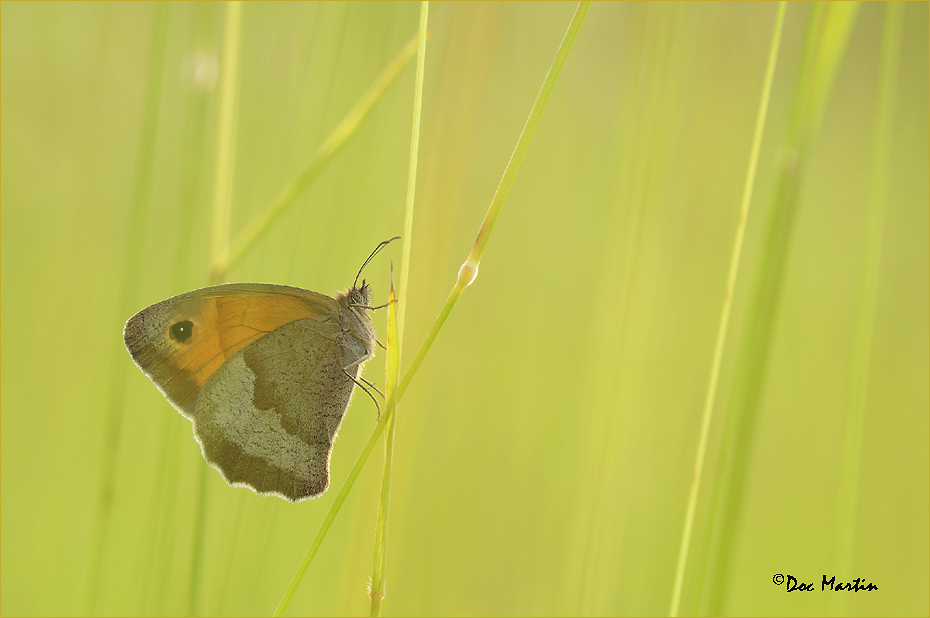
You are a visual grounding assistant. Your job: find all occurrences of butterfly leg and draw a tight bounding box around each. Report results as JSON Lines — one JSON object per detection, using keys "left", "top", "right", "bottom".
{"left": 349, "top": 295, "right": 398, "bottom": 313}
{"left": 345, "top": 371, "right": 382, "bottom": 419}
{"left": 357, "top": 375, "right": 385, "bottom": 398}
{"left": 343, "top": 348, "right": 383, "bottom": 419}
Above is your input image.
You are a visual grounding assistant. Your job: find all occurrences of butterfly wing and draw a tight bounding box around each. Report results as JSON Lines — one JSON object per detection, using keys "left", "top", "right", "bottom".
{"left": 193, "top": 316, "right": 372, "bottom": 501}
{"left": 123, "top": 283, "right": 340, "bottom": 415}
{"left": 124, "top": 282, "right": 376, "bottom": 502}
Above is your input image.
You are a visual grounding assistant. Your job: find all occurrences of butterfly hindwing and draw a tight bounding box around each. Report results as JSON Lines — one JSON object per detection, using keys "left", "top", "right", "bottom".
{"left": 193, "top": 317, "right": 371, "bottom": 501}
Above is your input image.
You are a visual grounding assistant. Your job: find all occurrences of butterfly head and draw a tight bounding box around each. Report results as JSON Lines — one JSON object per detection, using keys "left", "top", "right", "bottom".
{"left": 345, "top": 280, "right": 372, "bottom": 310}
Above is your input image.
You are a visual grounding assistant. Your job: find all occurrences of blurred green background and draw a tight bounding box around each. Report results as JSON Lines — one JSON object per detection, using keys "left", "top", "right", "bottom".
{"left": 2, "top": 2, "right": 927, "bottom": 616}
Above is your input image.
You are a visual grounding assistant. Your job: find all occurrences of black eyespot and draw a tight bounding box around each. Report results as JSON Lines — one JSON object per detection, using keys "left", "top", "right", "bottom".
{"left": 170, "top": 319, "right": 194, "bottom": 343}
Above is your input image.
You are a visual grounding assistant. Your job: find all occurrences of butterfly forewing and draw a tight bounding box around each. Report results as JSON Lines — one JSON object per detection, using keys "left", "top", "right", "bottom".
{"left": 123, "top": 283, "right": 339, "bottom": 415}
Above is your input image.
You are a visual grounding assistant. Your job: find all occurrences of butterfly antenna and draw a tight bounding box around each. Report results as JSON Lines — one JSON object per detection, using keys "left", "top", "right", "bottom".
{"left": 354, "top": 236, "right": 401, "bottom": 288}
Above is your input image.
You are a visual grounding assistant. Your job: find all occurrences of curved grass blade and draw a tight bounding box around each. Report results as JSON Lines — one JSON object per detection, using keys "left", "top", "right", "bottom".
{"left": 369, "top": 3, "right": 429, "bottom": 615}
{"left": 369, "top": 264, "right": 402, "bottom": 616}
{"left": 830, "top": 4, "right": 902, "bottom": 615}
{"left": 273, "top": 3, "right": 591, "bottom": 614}
{"left": 191, "top": 3, "right": 244, "bottom": 615}
{"left": 700, "top": 3, "right": 861, "bottom": 614}
{"left": 668, "top": 4, "right": 786, "bottom": 615}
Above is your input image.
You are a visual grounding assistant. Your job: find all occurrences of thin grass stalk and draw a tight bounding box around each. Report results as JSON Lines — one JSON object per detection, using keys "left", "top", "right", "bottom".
{"left": 668, "top": 4, "right": 786, "bottom": 615}
{"left": 273, "top": 5, "right": 590, "bottom": 614}
{"left": 830, "top": 3, "right": 902, "bottom": 614}
{"left": 145, "top": 7, "right": 216, "bottom": 612}
{"left": 86, "top": 5, "right": 170, "bottom": 613}
{"left": 208, "top": 2, "right": 242, "bottom": 286}
{"left": 702, "top": 3, "right": 860, "bottom": 614}
{"left": 370, "top": 270, "right": 402, "bottom": 616}
{"left": 396, "top": 1, "right": 429, "bottom": 344}
{"left": 698, "top": 5, "right": 824, "bottom": 608}
{"left": 190, "top": 3, "right": 242, "bottom": 615}
{"left": 369, "top": 3, "right": 429, "bottom": 615}
{"left": 399, "top": 0, "right": 591, "bottom": 399}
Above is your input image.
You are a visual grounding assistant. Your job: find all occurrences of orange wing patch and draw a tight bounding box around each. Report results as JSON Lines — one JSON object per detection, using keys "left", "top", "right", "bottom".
{"left": 125, "top": 286, "right": 335, "bottom": 416}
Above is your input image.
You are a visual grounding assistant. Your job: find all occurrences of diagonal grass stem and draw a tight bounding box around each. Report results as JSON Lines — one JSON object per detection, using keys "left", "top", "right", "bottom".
{"left": 274, "top": 4, "right": 590, "bottom": 614}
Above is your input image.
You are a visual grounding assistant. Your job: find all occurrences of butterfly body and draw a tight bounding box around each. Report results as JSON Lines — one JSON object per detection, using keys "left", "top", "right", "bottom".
{"left": 124, "top": 281, "right": 376, "bottom": 502}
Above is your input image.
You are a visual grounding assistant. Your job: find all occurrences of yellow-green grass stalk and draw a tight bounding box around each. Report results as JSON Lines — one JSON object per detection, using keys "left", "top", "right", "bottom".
{"left": 369, "top": 267, "right": 402, "bottom": 617}
{"left": 668, "top": 3, "right": 786, "bottom": 615}
{"left": 140, "top": 5, "right": 218, "bottom": 615}
{"left": 831, "top": 3, "right": 902, "bottom": 615}
{"left": 369, "top": 3, "right": 428, "bottom": 616}
{"left": 274, "top": 3, "right": 591, "bottom": 614}
{"left": 190, "top": 4, "right": 244, "bottom": 615}
{"left": 696, "top": 3, "right": 861, "bottom": 614}
{"left": 6, "top": 4, "right": 926, "bottom": 617}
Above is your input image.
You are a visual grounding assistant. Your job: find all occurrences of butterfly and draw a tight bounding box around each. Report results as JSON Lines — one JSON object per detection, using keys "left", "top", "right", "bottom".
{"left": 123, "top": 237, "right": 397, "bottom": 501}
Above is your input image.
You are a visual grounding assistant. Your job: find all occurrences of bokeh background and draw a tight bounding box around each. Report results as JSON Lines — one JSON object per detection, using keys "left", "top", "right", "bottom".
{"left": 2, "top": 2, "right": 927, "bottom": 616}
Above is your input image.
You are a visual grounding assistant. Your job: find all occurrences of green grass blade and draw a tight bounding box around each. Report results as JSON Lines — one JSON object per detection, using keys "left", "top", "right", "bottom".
{"left": 830, "top": 3, "right": 902, "bottom": 614}
{"left": 668, "top": 4, "right": 786, "bottom": 616}
{"left": 190, "top": 3, "right": 243, "bottom": 614}
{"left": 370, "top": 267, "right": 402, "bottom": 616}
{"left": 370, "top": 3, "right": 428, "bottom": 615}
{"left": 274, "top": 5, "right": 590, "bottom": 613}
{"left": 400, "top": 0, "right": 591, "bottom": 399}
{"left": 396, "top": 1, "right": 429, "bottom": 345}
{"left": 141, "top": 6, "right": 217, "bottom": 613}
{"left": 702, "top": 3, "right": 861, "bottom": 614}
{"left": 207, "top": 1, "right": 242, "bottom": 284}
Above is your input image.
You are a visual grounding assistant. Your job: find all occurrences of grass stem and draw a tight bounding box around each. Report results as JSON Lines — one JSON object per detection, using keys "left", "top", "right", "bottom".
{"left": 369, "top": 3, "right": 428, "bottom": 615}
{"left": 668, "top": 4, "right": 785, "bottom": 615}
{"left": 274, "top": 4, "right": 590, "bottom": 613}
